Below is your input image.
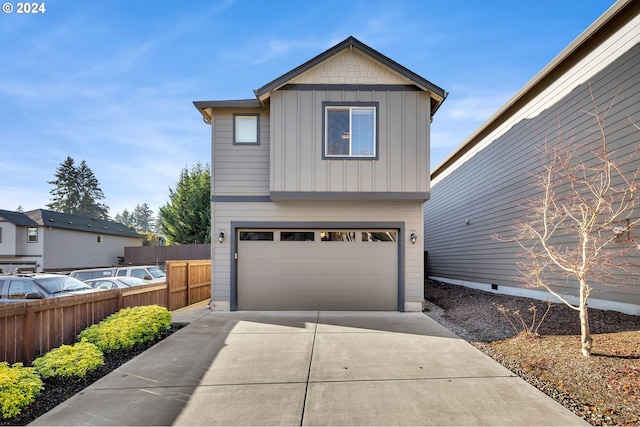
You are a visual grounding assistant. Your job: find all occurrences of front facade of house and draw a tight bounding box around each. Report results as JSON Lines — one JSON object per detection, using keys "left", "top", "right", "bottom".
{"left": 195, "top": 37, "right": 446, "bottom": 311}
{"left": 424, "top": 0, "right": 640, "bottom": 314}
{"left": 0, "top": 209, "right": 143, "bottom": 273}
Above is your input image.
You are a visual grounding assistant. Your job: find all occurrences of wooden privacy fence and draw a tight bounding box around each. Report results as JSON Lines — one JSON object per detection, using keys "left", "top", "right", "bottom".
{"left": 124, "top": 244, "right": 210, "bottom": 265}
{"left": 165, "top": 260, "right": 211, "bottom": 311}
{"left": 0, "top": 260, "right": 211, "bottom": 365}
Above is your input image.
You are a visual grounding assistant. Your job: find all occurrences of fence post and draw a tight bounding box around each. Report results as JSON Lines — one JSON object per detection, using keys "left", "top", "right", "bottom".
{"left": 116, "top": 289, "right": 124, "bottom": 311}
{"left": 186, "top": 261, "right": 191, "bottom": 305}
{"left": 23, "top": 306, "right": 36, "bottom": 365}
{"left": 166, "top": 261, "right": 172, "bottom": 310}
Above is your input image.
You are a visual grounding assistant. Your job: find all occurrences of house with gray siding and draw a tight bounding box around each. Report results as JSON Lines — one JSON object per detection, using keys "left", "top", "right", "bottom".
{"left": 424, "top": 0, "right": 640, "bottom": 315}
{"left": 195, "top": 36, "right": 446, "bottom": 311}
{"left": 0, "top": 209, "right": 143, "bottom": 273}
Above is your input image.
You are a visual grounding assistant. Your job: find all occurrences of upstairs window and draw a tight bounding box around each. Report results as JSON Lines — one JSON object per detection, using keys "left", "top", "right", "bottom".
{"left": 323, "top": 102, "right": 377, "bottom": 159}
{"left": 27, "top": 227, "right": 38, "bottom": 243}
{"left": 233, "top": 113, "right": 259, "bottom": 145}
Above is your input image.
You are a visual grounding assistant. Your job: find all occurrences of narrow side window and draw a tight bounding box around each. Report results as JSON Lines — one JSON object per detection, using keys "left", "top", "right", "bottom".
{"left": 233, "top": 114, "right": 259, "bottom": 145}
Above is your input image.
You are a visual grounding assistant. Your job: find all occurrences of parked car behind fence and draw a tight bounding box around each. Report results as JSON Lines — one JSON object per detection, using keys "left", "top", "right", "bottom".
{"left": 69, "top": 265, "right": 166, "bottom": 283}
{"left": 0, "top": 274, "right": 100, "bottom": 301}
{"left": 84, "top": 277, "right": 150, "bottom": 289}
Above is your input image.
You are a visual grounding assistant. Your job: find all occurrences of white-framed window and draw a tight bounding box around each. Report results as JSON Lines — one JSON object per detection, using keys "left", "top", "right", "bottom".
{"left": 323, "top": 102, "right": 378, "bottom": 159}
{"left": 97, "top": 235, "right": 103, "bottom": 243}
{"left": 27, "top": 227, "right": 38, "bottom": 243}
{"left": 233, "top": 113, "right": 259, "bottom": 145}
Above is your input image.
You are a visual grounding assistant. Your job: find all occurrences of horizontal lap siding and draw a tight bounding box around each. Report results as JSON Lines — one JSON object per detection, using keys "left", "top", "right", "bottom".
{"left": 425, "top": 41, "right": 640, "bottom": 306}
{"left": 212, "top": 109, "right": 270, "bottom": 196}
{"left": 212, "top": 201, "right": 424, "bottom": 305}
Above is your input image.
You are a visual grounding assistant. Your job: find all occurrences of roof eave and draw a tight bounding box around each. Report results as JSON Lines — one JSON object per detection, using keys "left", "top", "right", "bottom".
{"left": 254, "top": 36, "right": 447, "bottom": 113}
{"left": 193, "top": 99, "right": 262, "bottom": 124}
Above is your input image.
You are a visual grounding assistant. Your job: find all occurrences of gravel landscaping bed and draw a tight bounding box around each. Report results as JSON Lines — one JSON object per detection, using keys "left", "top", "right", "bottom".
{"left": 424, "top": 279, "right": 640, "bottom": 426}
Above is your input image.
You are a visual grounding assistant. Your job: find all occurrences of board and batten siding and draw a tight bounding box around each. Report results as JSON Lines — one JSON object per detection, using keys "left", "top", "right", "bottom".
{"left": 211, "top": 108, "right": 270, "bottom": 196}
{"left": 211, "top": 201, "right": 424, "bottom": 310}
{"left": 269, "top": 89, "right": 430, "bottom": 194}
{"left": 425, "top": 41, "right": 640, "bottom": 311}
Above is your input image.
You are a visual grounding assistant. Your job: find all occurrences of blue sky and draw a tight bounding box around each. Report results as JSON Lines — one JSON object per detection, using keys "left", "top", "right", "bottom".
{"left": 0, "top": 0, "right": 615, "bottom": 218}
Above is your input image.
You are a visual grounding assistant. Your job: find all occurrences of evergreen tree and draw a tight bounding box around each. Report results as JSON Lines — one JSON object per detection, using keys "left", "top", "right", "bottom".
{"left": 159, "top": 163, "right": 211, "bottom": 244}
{"left": 47, "top": 156, "right": 80, "bottom": 213}
{"left": 114, "top": 209, "right": 134, "bottom": 227}
{"left": 133, "top": 203, "right": 154, "bottom": 232}
{"left": 47, "top": 156, "right": 110, "bottom": 219}
{"left": 76, "top": 160, "right": 110, "bottom": 219}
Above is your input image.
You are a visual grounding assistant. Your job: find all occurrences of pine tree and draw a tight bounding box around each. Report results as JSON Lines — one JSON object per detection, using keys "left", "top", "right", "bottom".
{"left": 47, "top": 156, "right": 80, "bottom": 213}
{"left": 47, "top": 157, "right": 110, "bottom": 219}
{"left": 159, "top": 163, "right": 211, "bottom": 244}
{"left": 76, "top": 160, "right": 110, "bottom": 219}
{"left": 133, "top": 203, "right": 154, "bottom": 232}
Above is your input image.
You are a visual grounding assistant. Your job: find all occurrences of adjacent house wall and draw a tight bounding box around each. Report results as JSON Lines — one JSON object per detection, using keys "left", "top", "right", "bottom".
{"left": 424, "top": 7, "right": 640, "bottom": 314}
{"left": 0, "top": 223, "right": 17, "bottom": 255}
{"left": 42, "top": 228, "right": 142, "bottom": 270}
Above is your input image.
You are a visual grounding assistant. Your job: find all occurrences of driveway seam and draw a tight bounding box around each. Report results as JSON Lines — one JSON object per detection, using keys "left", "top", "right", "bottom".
{"left": 299, "top": 311, "right": 320, "bottom": 426}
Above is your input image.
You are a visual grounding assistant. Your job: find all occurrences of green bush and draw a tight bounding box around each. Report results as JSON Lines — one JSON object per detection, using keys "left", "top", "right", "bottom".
{"left": 78, "top": 305, "right": 172, "bottom": 352}
{"left": 32, "top": 340, "right": 104, "bottom": 379}
{"left": 0, "top": 362, "right": 43, "bottom": 419}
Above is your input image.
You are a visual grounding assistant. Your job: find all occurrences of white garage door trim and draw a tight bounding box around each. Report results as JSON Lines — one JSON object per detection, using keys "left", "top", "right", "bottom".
{"left": 230, "top": 221, "right": 405, "bottom": 311}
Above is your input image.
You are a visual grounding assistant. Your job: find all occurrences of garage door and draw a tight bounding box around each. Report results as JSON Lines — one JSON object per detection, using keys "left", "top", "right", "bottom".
{"left": 237, "top": 229, "right": 398, "bottom": 310}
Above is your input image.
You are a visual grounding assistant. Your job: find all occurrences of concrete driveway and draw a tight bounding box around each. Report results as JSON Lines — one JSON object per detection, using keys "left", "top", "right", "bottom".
{"left": 31, "top": 309, "right": 588, "bottom": 426}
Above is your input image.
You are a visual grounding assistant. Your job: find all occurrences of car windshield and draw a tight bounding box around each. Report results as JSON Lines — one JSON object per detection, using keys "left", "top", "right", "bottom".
{"left": 148, "top": 267, "right": 166, "bottom": 278}
{"left": 36, "top": 276, "right": 93, "bottom": 294}
{"left": 119, "top": 277, "right": 147, "bottom": 286}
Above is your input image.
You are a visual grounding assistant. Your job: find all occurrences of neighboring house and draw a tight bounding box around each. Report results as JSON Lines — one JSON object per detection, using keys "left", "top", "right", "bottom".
{"left": 424, "top": 0, "right": 640, "bottom": 315}
{"left": 0, "top": 209, "right": 143, "bottom": 273}
{"left": 194, "top": 36, "right": 446, "bottom": 311}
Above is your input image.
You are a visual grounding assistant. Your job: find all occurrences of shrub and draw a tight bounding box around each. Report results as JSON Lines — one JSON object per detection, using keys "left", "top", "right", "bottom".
{"left": 78, "top": 305, "right": 172, "bottom": 352}
{"left": 32, "top": 340, "right": 104, "bottom": 379}
{"left": 0, "top": 362, "right": 43, "bottom": 419}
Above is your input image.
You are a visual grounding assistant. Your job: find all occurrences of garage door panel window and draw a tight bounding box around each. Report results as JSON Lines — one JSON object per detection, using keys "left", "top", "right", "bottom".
{"left": 281, "top": 231, "right": 315, "bottom": 241}
{"left": 362, "top": 231, "right": 397, "bottom": 242}
{"left": 240, "top": 231, "right": 274, "bottom": 241}
{"left": 320, "top": 231, "right": 356, "bottom": 242}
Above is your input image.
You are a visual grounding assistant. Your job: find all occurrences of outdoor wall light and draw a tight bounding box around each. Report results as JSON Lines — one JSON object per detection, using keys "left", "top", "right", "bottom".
{"left": 218, "top": 232, "right": 225, "bottom": 243}
{"left": 410, "top": 233, "right": 417, "bottom": 245}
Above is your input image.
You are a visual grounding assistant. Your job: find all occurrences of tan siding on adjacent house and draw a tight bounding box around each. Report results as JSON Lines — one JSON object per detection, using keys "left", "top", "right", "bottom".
{"left": 425, "top": 41, "right": 640, "bottom": 310}
{"left": 42, "top": 229, "right": 142, "bottom": 270}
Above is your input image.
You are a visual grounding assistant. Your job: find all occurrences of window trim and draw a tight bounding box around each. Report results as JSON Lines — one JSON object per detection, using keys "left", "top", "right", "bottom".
{"left": 322, "top": 102, "right": 379, "bottom": 160}
{"left": 27, "top": 227, "right": 38, "bottom": 243}
{"left": 233, "top": 113, "right": 260, "bottom": 145}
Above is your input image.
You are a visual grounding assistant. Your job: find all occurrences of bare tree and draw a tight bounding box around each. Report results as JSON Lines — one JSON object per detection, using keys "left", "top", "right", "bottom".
{"left": 506, "top": 87, "right": 640, "bottom": 357}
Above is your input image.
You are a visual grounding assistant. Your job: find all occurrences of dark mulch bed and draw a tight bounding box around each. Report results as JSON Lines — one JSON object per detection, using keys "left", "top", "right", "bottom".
{"left": 1, "top": 323, "right": 186, "bottom": 426}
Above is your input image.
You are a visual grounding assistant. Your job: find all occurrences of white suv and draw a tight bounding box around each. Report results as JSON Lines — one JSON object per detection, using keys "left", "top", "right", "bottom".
{"left": 70, "top": 266, "right": 166, "bottom": 283}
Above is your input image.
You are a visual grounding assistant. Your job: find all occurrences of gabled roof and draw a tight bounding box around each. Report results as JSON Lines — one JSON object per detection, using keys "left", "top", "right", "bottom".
{"left": 254, "top": 36, "right": 447, "bottom": 109}
{"left": 0, "top": 208, "right": 142, "bottom": 238}
{"left": 194, "top": 36, "right": 447, "bottom": 122}
{"left": 0, "top": 209, "right": 38, "bottom": 226}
